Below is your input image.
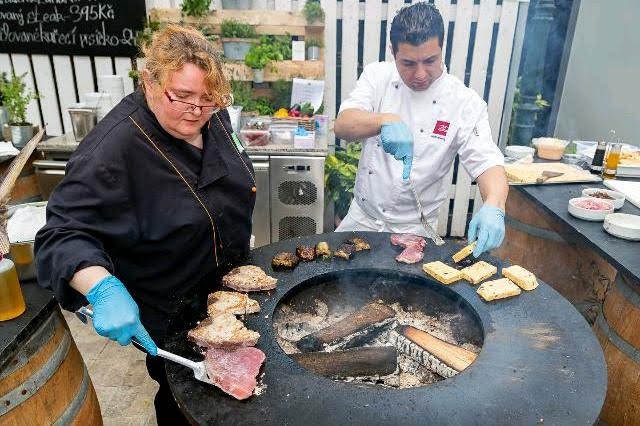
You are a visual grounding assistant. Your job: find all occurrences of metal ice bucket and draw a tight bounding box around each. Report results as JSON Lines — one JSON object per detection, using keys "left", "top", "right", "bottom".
{"left": 68, "top": 106, "right": 97, "bottom": 142}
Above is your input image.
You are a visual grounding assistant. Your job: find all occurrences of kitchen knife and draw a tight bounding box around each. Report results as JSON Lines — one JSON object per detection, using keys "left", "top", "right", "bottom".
{"left": 407, "top": 179, "right": 445, "bottom": 246}
{"left": 75, "top": 306, "right": 214, "bottom": 386}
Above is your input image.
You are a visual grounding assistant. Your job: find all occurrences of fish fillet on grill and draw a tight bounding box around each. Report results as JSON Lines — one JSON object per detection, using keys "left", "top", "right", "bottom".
{"left": 188, "top": 313, "right": 260, "bottom": 349}
{"left": 222, "top": 265, "right": 277, "bottom": 292}
{"left": 205, "top": 347, "right": 266, "bottom": 400}
{"left": 207, "top": 291, "right": 261, "bottom": 317}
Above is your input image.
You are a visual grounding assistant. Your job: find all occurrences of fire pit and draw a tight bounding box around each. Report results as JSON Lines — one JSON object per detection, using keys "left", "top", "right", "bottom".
{"left": 165, "top": 232, "right": 606, "bottom": 425}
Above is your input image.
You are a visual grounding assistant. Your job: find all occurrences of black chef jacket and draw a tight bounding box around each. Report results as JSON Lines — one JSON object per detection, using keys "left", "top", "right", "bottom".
{"left": 34, "top": 91, "right": 255, "bottom": 339}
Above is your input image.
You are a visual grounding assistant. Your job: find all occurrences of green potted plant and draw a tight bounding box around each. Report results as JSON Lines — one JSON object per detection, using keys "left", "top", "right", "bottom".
{"left": 0, "top": 73, "right": 38, "bottom": 148}
{"left": 244, "top": 44, "right": 272, "bottom": 83}
{"left": 181, "top": 0, "right": 212, "bottom": 17}
{"left": 0, "top": 72, "right": 9, "bottom": 141}
{"left": 305, "top": 37, "right": 323, "bottom": 61}
{"left": 325, "top": 142, "right": 362, "bottom": 226}
{"left": 221, "top": 20, "right": 257, "bottom": 61}
{"left": 303, "top": 0, "right": 325, "bottom": 25}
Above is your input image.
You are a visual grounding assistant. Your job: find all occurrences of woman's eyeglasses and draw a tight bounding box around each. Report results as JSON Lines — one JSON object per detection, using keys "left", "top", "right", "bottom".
{"left": 164, "top": 91, "right": 233, "bottom": 115}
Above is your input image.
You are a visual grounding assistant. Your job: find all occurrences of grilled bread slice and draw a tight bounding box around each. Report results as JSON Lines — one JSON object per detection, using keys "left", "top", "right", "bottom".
{"left": 222, "top": 265, "right": 277, "bottom": 292}
{"left": 452, "top": 242, "right": 477, "bottom": 263}
{"left": 477, "top": 278, "right": 522, "bottom": 302}
{"left": 188, "top": 313, "right": 260, "bottom": 349}
{"left": 422, "top": 261, "right": 462, "bottom": 285}
{"left": 207, "top": 291, "right": 261, "bottom": 317}
{"left": 461, "top": 261, "right": 497, "bottom": 285}
{"left": 502, "top": 265, "right": 539, "bottom": 291}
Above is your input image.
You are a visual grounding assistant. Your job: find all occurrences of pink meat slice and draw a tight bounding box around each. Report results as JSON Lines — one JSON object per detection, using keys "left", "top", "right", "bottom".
{"left": 390, "top": 234, "right": 426, "bottom": 250}
{"left": 204, "top": 347, "right": 266, "bottom": 400}
{"left": 395, "top": 245, "right": 425, "bottom": 264}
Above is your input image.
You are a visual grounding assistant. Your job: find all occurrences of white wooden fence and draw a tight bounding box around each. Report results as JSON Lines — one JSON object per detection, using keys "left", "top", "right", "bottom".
{"left": 0, "top": 0, "right": 529, "bottom": 237}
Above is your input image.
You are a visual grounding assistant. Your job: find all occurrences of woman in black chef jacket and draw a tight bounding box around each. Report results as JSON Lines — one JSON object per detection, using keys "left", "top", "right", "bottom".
{"left": 34, "top": 24, "right": 255, "bottom": 424}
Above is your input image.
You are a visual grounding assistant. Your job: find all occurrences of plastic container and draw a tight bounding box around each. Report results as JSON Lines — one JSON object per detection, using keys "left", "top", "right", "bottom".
{"left": 240, "top": 129, "right": 270, "bottom": 146}
{"left": 582, "top": 188, "right": 625, "bottom": 209}
{"left": 271, "top": 129, "right": 294, "bottom": 145}
{"left": 505, "top": 145, "right": 535, "bottom": 159}
{"left": 568, "top": 196, "right": 614, "bottom": 221}
{"left": 227, "top": 105, "right": 243, "bottom": 133}
{"left": 294, "top": 132, "right": 315, "bottom": 149}
{"left": 532, "top": 137, "right": 569, "bottom": 160}
{"left": 604, "top": 213, "right": 640, "bottom": 241}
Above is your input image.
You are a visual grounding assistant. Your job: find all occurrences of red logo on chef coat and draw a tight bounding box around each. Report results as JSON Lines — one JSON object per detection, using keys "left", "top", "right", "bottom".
{"left": 433, "top": 120, "right": 450, "bottom": 137}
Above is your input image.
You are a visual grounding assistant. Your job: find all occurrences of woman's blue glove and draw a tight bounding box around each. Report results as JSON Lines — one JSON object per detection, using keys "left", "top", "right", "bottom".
{"left": 380, "top": 121, "right": 413, "bottom": 180}
{"left": 468, "top": 205, "right": 506, "bottom": 257}
{"left": 86, "top": 275, "right": 158, "bottom": 355}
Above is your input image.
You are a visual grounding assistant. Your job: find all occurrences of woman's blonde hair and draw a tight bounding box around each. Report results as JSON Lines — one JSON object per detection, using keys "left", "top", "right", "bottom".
{"left": 142, "top": 24, "right": 232, "bottom": 108}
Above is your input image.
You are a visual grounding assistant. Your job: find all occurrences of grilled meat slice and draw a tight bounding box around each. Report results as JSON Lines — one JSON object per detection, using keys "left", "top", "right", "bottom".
{"left": 296, "top": 245, "right": 316, "bottom": 261}
{"left": 188, "top": 313, "right": 260, "bottom": 349}
{"left": 222, "top": 265, "right": 277, "bottom": 292}
{"left": 271, "top": 252, "right": 300, "bottom": 270}
{"left": 207, "top": 291, "right": 260, "bottom": 317}
{"left": 315, "top": 241, "right": 331, "bottom": 259}
{"left": 334, "top": 243, "right": 355, "bottom": 260}
{"left": 347, "top": 237, "right": 371, "bottom": 251}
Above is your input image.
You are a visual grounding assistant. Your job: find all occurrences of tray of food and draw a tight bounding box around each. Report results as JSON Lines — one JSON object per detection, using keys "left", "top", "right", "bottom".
{"left": 505, "top": 162, "right": 602, "bottom": 185}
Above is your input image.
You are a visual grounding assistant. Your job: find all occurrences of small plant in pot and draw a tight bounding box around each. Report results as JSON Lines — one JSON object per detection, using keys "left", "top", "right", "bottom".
{"left": 305, "top": 37, "right": 323, "bottom": 61}
{"left": 0, "top": 73, "right": 38, "bottom": 148}
{"left": 303, "top": 0, "right": 325, "bottom": 24}
{"left": 181, "top": 0, "right": 212, "bottom": 17}
{"left": 221, "top": 20, "right": 257, "bottom": 61}
{"left": 244, "top": 44, "right": 273, "bottom": 83}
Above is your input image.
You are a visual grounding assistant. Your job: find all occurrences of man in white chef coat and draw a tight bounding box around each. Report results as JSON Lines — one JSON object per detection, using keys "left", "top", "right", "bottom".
{"left": 334, "top": 2, "right": 509, "bottom": 257}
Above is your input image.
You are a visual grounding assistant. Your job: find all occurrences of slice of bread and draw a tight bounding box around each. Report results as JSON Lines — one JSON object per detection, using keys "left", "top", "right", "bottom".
{"left": 452, "top": 242, "right": 477, "bottom": 263}
{"left": 207, "top": 291, "right": 261, "bottom": 317}
{"left": 187, "top": 313, "right": 260, "bottom": 349}
{"left": 423, "top": 261, "right": 462, "bottom": 285}
{"left": 461, "top": 261, "right": 497, "bottom": 285}
{"left": 502, "top": 265, "right": 539, "bottom": 291}
{"left": 477, "top": 278, "right": 522, "bottom": 302}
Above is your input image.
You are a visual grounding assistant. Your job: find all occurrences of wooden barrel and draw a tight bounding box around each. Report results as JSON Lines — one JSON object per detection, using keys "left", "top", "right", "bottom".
{"left": 0, "top": 307, "right": 102, "bottom": 425}
{"left": 494, "top": 189, "right": 617, "bottom": 322}
{"left": 594, "top": 274, "right": 640, "bottom": 425}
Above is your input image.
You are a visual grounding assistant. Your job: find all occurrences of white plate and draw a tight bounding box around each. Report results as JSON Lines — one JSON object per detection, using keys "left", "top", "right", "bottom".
{"left": 568, "top": 197, "right": 614, "bottom": 221}
{"left": 604, "top": 213, "right": 640, "bottom": 241}
{"left": 582, "top": 188, "right": 625, "bottom": 209}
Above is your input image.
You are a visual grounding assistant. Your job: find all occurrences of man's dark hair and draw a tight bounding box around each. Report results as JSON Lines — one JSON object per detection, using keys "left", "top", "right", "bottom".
{"left": 390, "top": 3, "right": 444, "bottom": 54}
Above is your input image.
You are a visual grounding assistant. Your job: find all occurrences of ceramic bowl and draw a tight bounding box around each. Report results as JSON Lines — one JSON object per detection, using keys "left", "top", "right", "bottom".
{"left": 568, "top": 197, "right": 614, "bottom": 221}
{"left": 604, "top": 213, "right": 640, "bottom": 241}
{"left": 582, "top": 188, "right": 625, "bottom": 210}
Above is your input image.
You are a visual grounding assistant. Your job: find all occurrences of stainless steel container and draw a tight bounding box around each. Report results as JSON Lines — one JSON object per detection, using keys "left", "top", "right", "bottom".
{"left": 10, "top": 124, "right": 35, "bottom": 148}
{"left": 68, "top": 106, "right": 97, "bottom": 142}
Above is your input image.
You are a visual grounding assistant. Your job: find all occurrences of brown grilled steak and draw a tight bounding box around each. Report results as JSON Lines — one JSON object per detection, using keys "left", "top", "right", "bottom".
{"left": 222, "top": 265, "right": 277, "bottom": 292}
{"left": 296, "top": 245, "right": 316, "bottom": 261}
{"left": 272, "top": 252, "right": 300, "bottom": 270}
{"left": 315, "top": 241, "right": 331, "bottom": 259}
{"left": 187, "top": 313, "right": 260, "bottom": 349}
{"left": 334, "top": 243, "right": 355, "bottom": 260}
{"left": 348, "top": 237, "right": 371, "bottom": 251}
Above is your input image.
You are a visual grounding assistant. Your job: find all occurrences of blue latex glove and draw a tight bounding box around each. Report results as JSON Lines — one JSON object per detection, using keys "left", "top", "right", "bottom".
{"left": 86, "top": 275, "right": 158, "bottom": 355}
{"left": 468, "top": 205, "right": 506, "bottom": 257}
{"left": 380, "top": 121, "right": 413, "bottom": 180}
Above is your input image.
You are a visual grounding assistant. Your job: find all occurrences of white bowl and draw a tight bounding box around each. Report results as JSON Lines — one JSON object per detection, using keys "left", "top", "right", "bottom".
{"left": 582, "top": 188, "right": 626, "bottom": 209}
{"left": 604, "top": 213, "right": 640, "bottom": 241}
{"left": 568, "top": 197, "right": 614, "bottom": 221}
{"left": 505, "top": 145, "right": 535, "bottom": 159}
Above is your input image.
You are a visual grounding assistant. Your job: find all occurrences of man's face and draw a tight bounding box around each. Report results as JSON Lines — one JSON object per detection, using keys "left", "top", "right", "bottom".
{"left": 393, "top": 38, "right": 443, "bottom": 92}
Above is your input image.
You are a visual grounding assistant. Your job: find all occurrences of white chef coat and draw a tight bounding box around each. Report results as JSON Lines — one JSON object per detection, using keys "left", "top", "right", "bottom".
{"left": 335, "top": 61, "right": 504, "bottom": 234}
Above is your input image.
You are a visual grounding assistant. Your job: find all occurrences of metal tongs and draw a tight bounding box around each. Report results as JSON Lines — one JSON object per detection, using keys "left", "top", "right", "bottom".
{"left": 407, "top": 178, "right": 445, "bottom": 246}
{"left": 75, "top": 306, "right": 214, "bottom": 385}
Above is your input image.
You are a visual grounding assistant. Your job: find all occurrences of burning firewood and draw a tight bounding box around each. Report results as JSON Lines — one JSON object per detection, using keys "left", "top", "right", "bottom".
{"left": 296, "top": 302, "right": 396, "bottom": 352}
{"left": 291, "top": 346, "right": 397, "bottom": 377}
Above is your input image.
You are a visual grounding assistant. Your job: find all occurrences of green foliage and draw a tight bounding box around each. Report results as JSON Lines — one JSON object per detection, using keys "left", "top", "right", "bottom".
{"left": 303, "top": 0, "right": 325, "bottom": 24}
{"left": 261, "top": 35, "right": 292, "bottom": 60}
{"left": 251, "top": 98, "right": 274, "bottom": 115}
{"left": 181, "top": 0, "right": 212, "bottom": 17}
{"left": 507, "top": 78, "right": 551, "bottom": 145}
{"left": 244, "top": 44, "right": 272, "bottom": 70}
{"left": 135, "top": 18, "right": 161, "bottom": 53}
{"left": 271, "top": 80, "right": 292, "bottom": 110}
{"left": 231, "top": 81, "right": 274, "bottom": 115}
{"left": 244, "top": 35, "right": 291, "bottom": 69}
{"left": 0, "top": 73, "right": 37, "bottom": 125}
{"left": 325, "top": 142, "right": 362, "bottom": 219}
{"left": 300, "top": 102, "right": 314, "bottom": 116}
{"left": 0, "top": 72, "right": 8, "bottom": 105}
{"left": 305, "top": 37, "right": 323, "bottom": 48}
{"left": 220, "top": 19, "right": 257, "bottom": 38}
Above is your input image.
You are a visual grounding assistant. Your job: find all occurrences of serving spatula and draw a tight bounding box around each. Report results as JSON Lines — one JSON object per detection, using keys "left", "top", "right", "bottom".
{"left": 75, "top": 306, "right": 214, "bottom": 385}
{"left": 408, "top": 179, "right": 445, "bottom": 246}
{"left": 536, "top": 170, "right": 564, "bottom": 184}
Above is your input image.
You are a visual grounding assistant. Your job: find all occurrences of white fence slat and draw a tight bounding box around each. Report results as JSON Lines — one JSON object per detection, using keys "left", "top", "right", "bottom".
{"left": 363, "top": 0, "right": 383, "bottom": 67}
{"left": 94, "top": 56, "right": 114, "bottom": 80}
{"left": 468, "top": 0, "right": 497, "bottom": 94}
{"left": 52, "top": 56, "right": 78, "bottom": 134}
{"left": 10, "top": 54, "right": 41, "bottom": 127}
{"left": 385, "top": 0, "right": 405, "bottom": 62}
{"left": 114, "top": 57, "right": 135, "bottom": 95}
{"left": 274, "top": 0, "right": 291, "bottom": 11}
{"left": 472, "top": 186, "right": 483, "bottom": 215}
{"left": 437, "top": 165, "right": 454, "bottom": 236}
{"left": 211, "top": 0, "right": 221, "bottom": 10}
{"left": 321, "top": 0, "right": 337, "bottom": 142}
{"left": 253, "top": 0, "right": 268, "bottom": 9}
{"left": 340, "top": 0, "right": 360, "bottom": 105}
{"left": 434, "top": 0, "right": 451, "bottom": 55}
{"left": 73, "top": 56, "right": 95, "bottom": 98}
{"left": 448, "top": 0, "right": 473, "bottom": 80}
{"left": 487, "top": 0, "right": 518, "bottom": 140}
{"left": 31, "top": 55, "right": 63, "bottom": 136}
{"left": 0, "top": 54, "right": 11, "bottom": 75}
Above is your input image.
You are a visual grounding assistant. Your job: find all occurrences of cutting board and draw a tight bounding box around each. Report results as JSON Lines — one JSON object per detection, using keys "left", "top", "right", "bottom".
{"left": 505, "top": 163, "right": 602, "bottom": 185}
{"left": 603, "top": 180, "right": 640, "bottom": 209}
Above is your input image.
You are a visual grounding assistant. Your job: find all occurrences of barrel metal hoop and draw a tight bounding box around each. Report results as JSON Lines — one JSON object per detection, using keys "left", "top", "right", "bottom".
{"left": 0, "top": 329, "right": 71, "bottom": 416}
{"left": 596, "top": 312, "right": 640, "bottom": 364}
{"left": 53, "top": 363, "right": 90, "bottom": 426}
{"left": 0, "top": 313, "right": 60, "bottom": 380}
{"left": 612, "top": 274, "right": 640, "bottom": 309}
{"left": 505, "top": 215, "right": 566, "bottom": 243}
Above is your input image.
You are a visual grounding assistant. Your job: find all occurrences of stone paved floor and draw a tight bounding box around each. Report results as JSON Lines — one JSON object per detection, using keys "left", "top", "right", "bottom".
{"left": 62, "top": 310, "right": 158, "bottom": 426}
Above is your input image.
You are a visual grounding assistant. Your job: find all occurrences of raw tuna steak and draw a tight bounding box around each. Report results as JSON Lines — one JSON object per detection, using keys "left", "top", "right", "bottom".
{"left": 205, "top": 347, "right": 266, "bottom": 400}
{"left": 390, "top": 234, "right": 426, "bottom": 250}
{"left": 395, "top": 246, "right": 425, "bottom": 264}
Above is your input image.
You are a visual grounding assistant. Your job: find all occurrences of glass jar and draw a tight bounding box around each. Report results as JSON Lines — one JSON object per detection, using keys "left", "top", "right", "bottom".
{"left": 0, "top": 257, "right": 26, "bottom": 321}
{"left": 603, "top": 143, "right": 622, "bottom": 179}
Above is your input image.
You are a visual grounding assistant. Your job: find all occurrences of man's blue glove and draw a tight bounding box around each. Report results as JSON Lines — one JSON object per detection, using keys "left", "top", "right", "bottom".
{"left": 86, "top": 275, "right": 158, "bottom": 355}
{"left": 380, "top": 121, "right": 413, "bottom": 180}
{"left": 468, "top": 205, "right": 506, "bottom": 257}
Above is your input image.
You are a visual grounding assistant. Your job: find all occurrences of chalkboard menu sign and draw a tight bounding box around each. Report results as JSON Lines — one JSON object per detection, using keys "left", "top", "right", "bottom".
{"left": 0, "top": 1, "right": 146, "bottom": 57}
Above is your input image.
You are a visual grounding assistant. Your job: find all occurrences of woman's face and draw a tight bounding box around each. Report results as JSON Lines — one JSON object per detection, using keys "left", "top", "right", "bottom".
{"left": 145, "top": 63, "right": 216, "bottom": 142}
